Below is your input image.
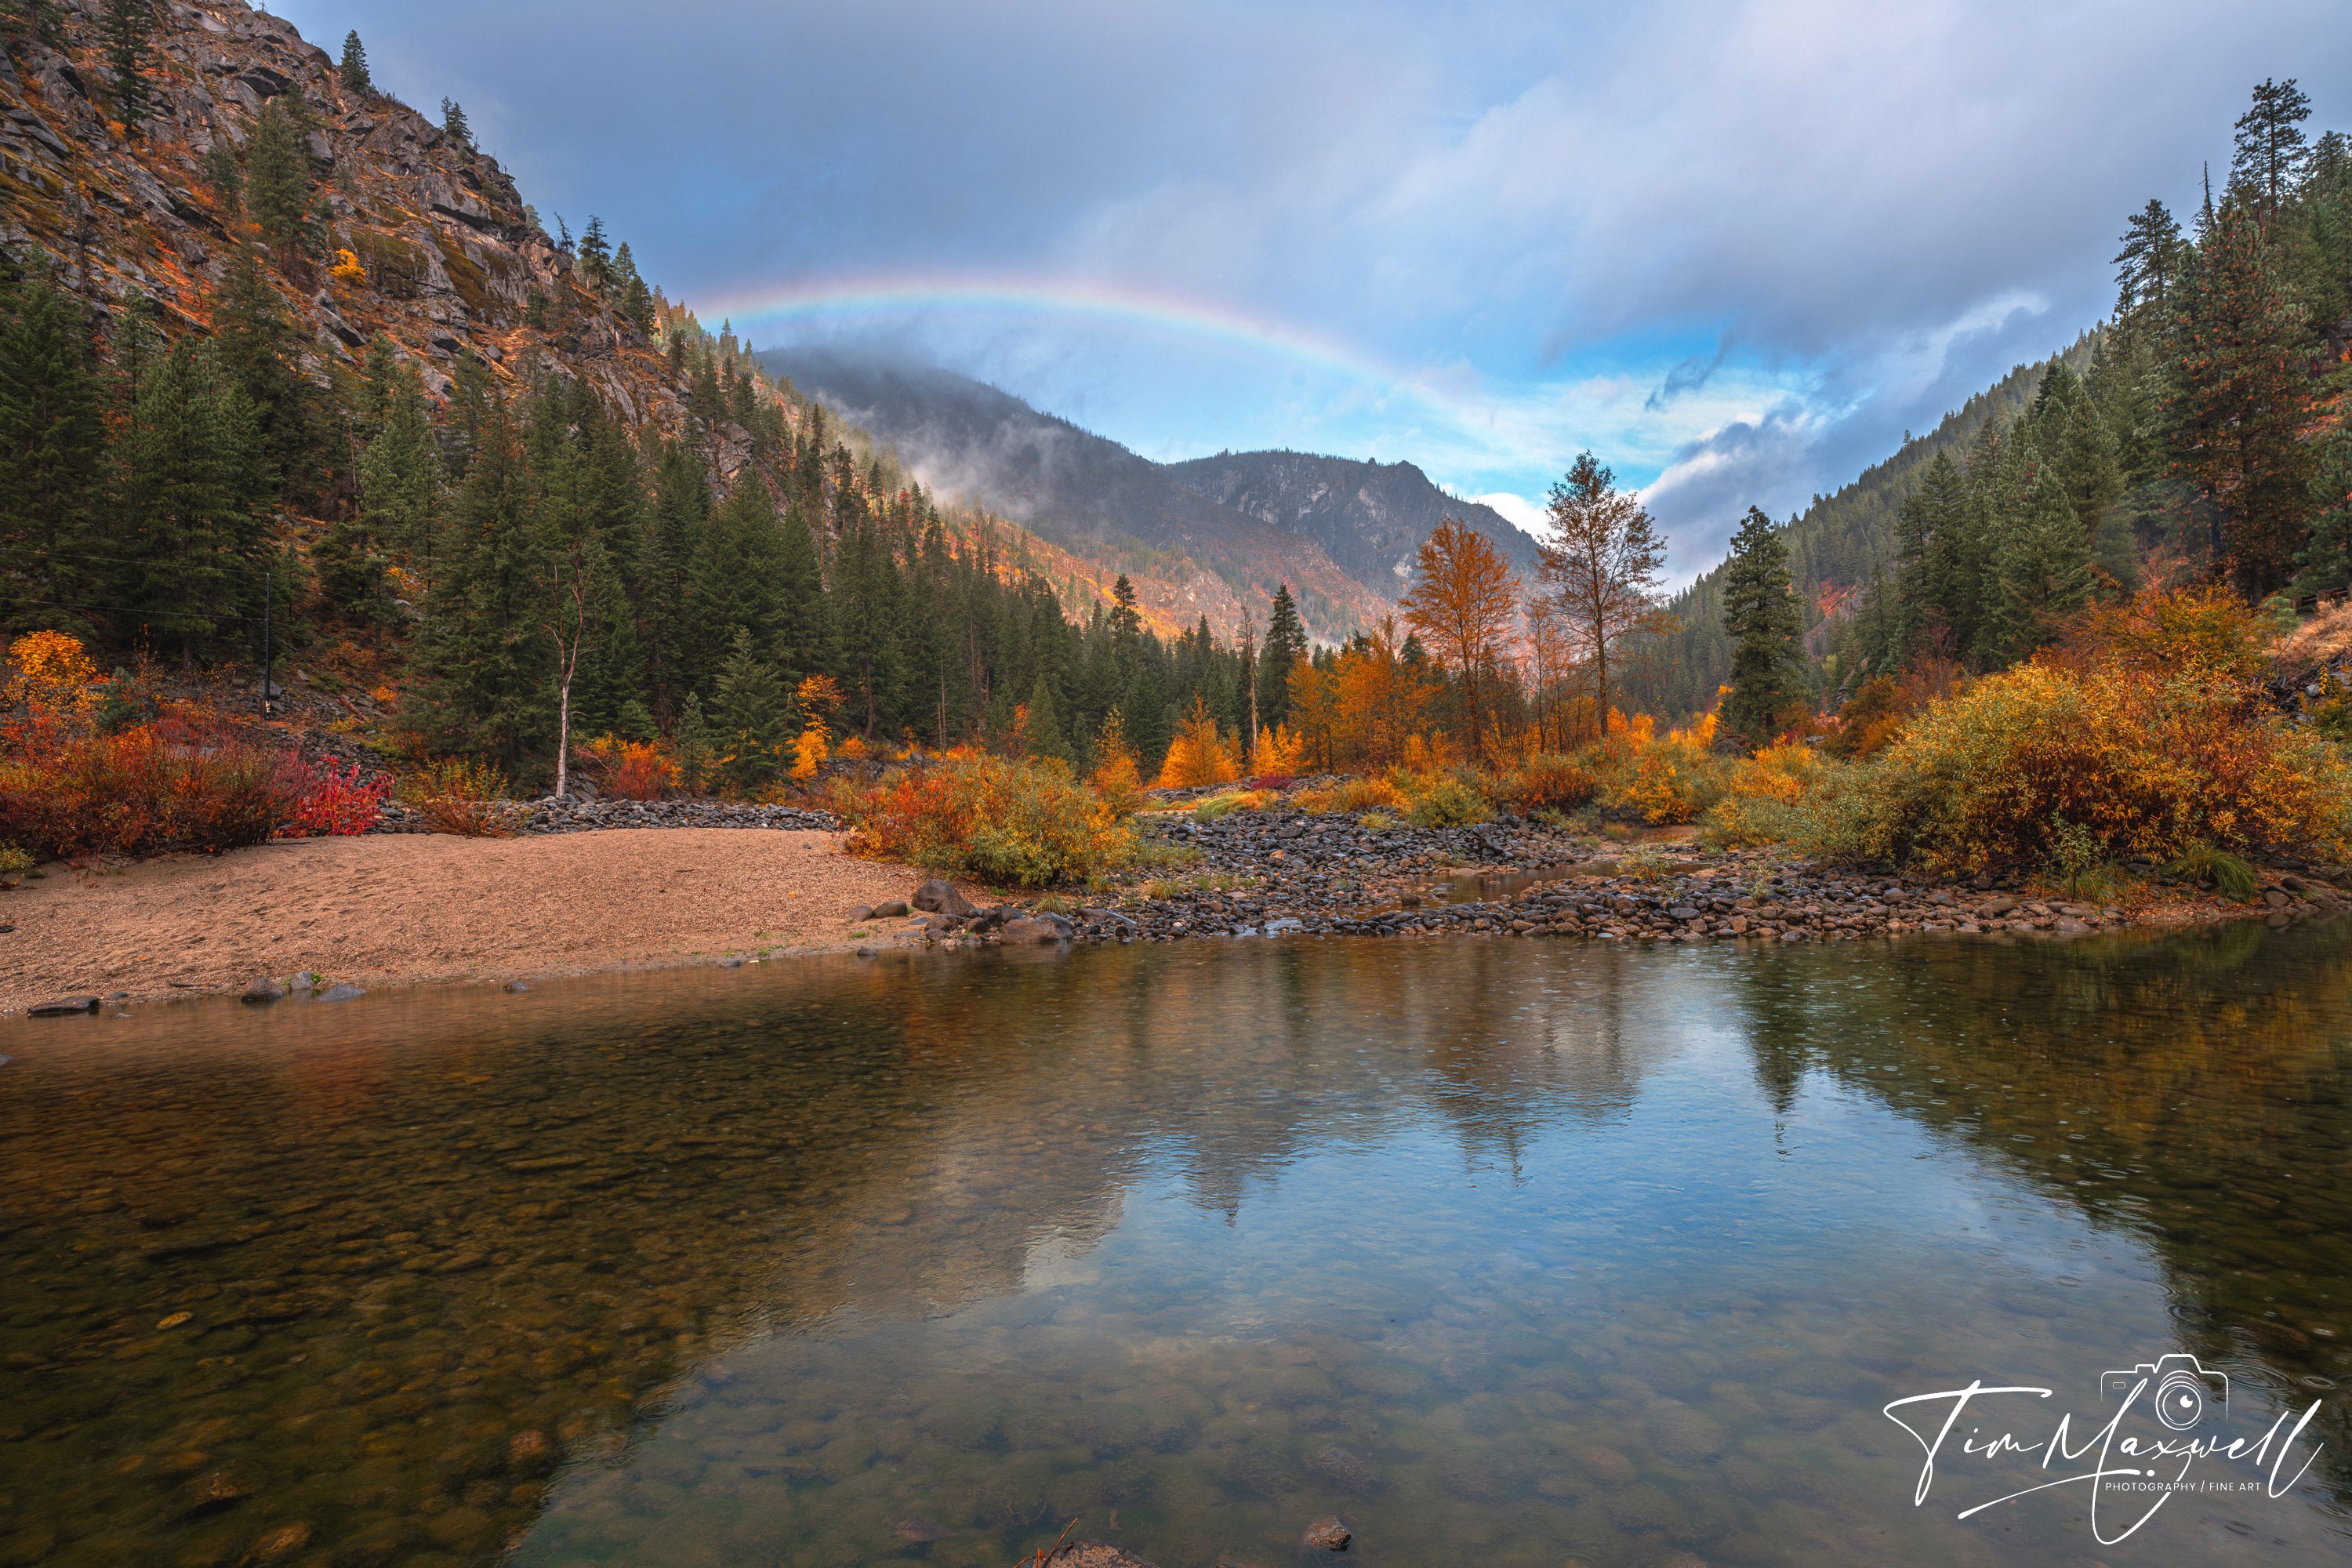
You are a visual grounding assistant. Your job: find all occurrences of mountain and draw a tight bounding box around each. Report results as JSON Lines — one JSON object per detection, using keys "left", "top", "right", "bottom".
{"left": 763, "top": 348, "right": 1547, "bottom": 642}
{"left": 1165, "top": 450, "right": 1542, "bottom": 595}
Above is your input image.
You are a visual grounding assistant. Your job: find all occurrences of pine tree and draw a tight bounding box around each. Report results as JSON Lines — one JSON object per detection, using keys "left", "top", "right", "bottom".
{"left": 1719, "top": 506, "right": 1805, "bottom": 747}
{"left": 2230, "top": 78, "right": 2310, "bottom": 228}
{"left": 1255, "top": 583, "right": 1308, "bottom": 730}
{"left": 673, "top": 691, "right": 713, "bottom": 794}
{"left": 1537, "top": 451, "right": 1670, "bottom": 723}
{"left": 1990, "top": 470, "right": 2094, "bottom": 660}
{"left": 441, "top": 98, "right": 473, "bottom": 152}
{"left": 244, "top": 100, "right": 316, "bottom": 258}
{"left": 2293, "top": 426, "right": 2352, "bottom": 596}
{"left": 1026, "top": 672, "right": 1070, "bottom": 761}
{"left": 412, "top": 398, "right": 548, "bottom": 772}
{"left": 0, "top": 260, "right": 102, "bottom": 626}
{"left": 212, "top": 245, "right": 317, "bottom": 503}
{"left": 3, "top": 0, "right": 63, "bottom": 47}
{"left": 2167, "top": 195, "right": 2313, "bottom": 597}
{"left": 711, "top": 627, "right": 789, "bottom": 792}
{"left": 1891, "top": 451, "right": 1975, "bottom": 661}
{"left": 338, "top": 31, "right": 372, "bottom": 96}
{"left": 101, "top": 0, "right": 153, "bottom": 139}
{"left": 577, "top": 217, "right": 612, "bottom": 294}
{"left": 2114, "top": 199, "right": 2183, "bottom": 318}
{"left": 111, "top": 340, "right": 265, "bottom": 662}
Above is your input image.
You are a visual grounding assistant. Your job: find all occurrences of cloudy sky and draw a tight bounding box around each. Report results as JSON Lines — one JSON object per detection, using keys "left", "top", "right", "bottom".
{"left": 278, "top": 0, "right": 2346, "bottom": 576}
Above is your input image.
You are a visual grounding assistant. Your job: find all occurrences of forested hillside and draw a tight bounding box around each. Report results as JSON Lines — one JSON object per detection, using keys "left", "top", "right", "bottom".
{"left": 1629, "top": 79, "right": 2352, "bottom": 720}
{"left": 0, "top": 0, "right": 1307, "bottom": 787}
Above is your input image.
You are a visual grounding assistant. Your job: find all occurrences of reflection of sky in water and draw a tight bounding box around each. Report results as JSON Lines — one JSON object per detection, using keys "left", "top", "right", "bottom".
{"left": 6, "top": 927, "right": 2350, "bottom": 1567}
{"left": 506, "top": 942, "right": 2350, "bottom": 1568}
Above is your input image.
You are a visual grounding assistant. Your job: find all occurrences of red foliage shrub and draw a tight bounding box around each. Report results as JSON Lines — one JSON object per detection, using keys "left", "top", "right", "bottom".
{"left": 576, "top": 736, "right": 677, "bottom": 800}
{"left": 0, "top": 709, "right": 294, "bottom": 858}
{"left": 1247, "top": 775, "right": 1294, "bottom": 791}
{"left": 278, "top": 756, "right": 391, "bottom": 837}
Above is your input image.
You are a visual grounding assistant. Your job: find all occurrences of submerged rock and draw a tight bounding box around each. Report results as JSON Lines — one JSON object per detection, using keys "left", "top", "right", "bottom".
{"left": 241, "top": 978, "right": 287, "bottom": 1004}
{"left": 1300, "top": 1515, "right": 1352, "bottom": 1551}
{"left": 317, "top": 983, "right": 366, "bottom": 1004}
{"left": 27, "top": 996, "right": 99, "bottom": 1016}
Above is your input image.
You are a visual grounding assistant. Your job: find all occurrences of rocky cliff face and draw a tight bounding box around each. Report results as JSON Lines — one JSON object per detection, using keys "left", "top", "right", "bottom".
{"left": 1, "top": 0, "right": 684, "bottom": 428}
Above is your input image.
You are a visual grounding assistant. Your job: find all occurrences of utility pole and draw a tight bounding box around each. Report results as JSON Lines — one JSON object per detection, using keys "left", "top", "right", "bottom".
{"left": 260, "top": 568, "right": 274, "bottom": 717}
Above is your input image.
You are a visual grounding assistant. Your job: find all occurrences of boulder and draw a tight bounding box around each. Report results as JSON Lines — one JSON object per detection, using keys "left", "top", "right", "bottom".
{"left": 912, "top": 879, "right": 977, "bottom": 917}
{"left": 240, "top": 978, "right": 286, "bottom": 1004}
{"left": 848, "top": 905, "right": 873, "bottom": 923}
{"left": 998, "top": 916, "right": 1071, "bottom": 945}
{"left": 28, "top": 996, "right": 100, "bottom": 1016}
{"left": 870, "top": 899, "right": 911, "bottom": 918}
{"left": 318, "top": 983, "right": 366, "bottom": 1003}
{"left": 502, "top": 980, "right": 530, "bottom": 993}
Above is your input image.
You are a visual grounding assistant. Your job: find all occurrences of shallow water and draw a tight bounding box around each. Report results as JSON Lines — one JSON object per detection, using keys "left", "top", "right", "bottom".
{"left": 4, "top": 925, "right": 2352, "bottom": 1566}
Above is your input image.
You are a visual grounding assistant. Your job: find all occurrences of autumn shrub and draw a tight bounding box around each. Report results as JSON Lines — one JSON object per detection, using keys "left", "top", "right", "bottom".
{"left": 1593, "top": 710, "right": 1727, "bottom": 826}
{"left": 1698, "top": 741, "right": 1838, "bottom": 849}
{"left": 1803, "top": 660, "right": 2352, "bottom": 876}
{"left": 278, "top": 756, "right": 391, "bottom": 837}
{"left": 399, "top": 757, "right": 516, "bottom": 837}
{"left": 578, "top": 735, "right": 677, "bottom": 800}
{"left": 829, "top": 752, "right": 1138, "bottom": 887}
{"left": 0, "top": 713, "right": 296, "bottom": 858}
{"left": 1294, "top": 775, "right": 1407, "bottom": 815}
{"left": 1398, "top": 771, "right": 1492, "bottom": 829}
{"left": 2165, "top": 840, "right": 2259, "bottom": 902}
{"left": 1494, "top": 753, "right": 1598, "bottom": 814}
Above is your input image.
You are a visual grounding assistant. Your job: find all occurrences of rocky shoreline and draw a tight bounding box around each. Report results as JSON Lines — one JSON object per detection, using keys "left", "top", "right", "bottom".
{"left": 913, "top": 808, "right": 2345, "bottom": 949}
{"left": 372, "top": 797, "right": 842, "bottom": 835}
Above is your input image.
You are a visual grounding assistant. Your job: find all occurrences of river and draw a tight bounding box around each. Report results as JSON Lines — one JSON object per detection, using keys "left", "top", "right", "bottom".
{"left": 3, "top": 924, "right": 2350, "bottom": 1566}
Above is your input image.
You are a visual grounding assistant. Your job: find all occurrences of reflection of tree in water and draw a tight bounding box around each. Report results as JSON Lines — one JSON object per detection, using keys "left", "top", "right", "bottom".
{"left": 1725, "top": 921, "right": 2352, "bottom": 1496}
{"left": 0, "top": 941, "right": 1687, "bottom": 1566}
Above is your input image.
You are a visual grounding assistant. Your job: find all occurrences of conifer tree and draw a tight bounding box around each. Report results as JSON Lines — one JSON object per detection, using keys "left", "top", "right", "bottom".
{"left": 441, "top": 98, "right": 473, "bottom": 152}
{"left": 0, "top": 260, "right": 102, "bottom": 626}
{"left": 2167, "top": 195, "right": 2312, "bottom": 596}
{"left": 2230, "top": 78, "right": 2310, "bottom": 227}
{"left": 1255, "top": 583, "right": 1308, "bottom": 730}
{"left": 1719, "top": 506, "right": 1805, "bottom": 747}
{"left": 673, "top": 691, "right": 713, "bottom": 794}
{"left": 212, "top": 245, "right": 317, "bottom": 502}
{"left": 1537, "top": 451, "right": 1670, "bottom": 723}
{"left": 2113, "top": 200, "right": 2183, "bottom": 319}
{"left": 412, "top": 399, "right": 547, "bottom": 771}
{"left": 112, "top": 340, "right": 265, "bottom": 662}
{"left": 1026, "top": 672, "right": 1070, "bottom": 761}
{"left": 338, "top": 31, "right": 372, "bottom": 96}
{"left": 245, "top": 100, "right": 315, "bottom": 258}
{"left": 1990, "top": 470, "right": 2094, "bottom": 659}
{"left": 577, "top": 217, "right": 612, "bottom": 294}
{"left": 101, "top": 0, "right": 153, "bottom": 139}
{"left": 711, "top": 627, "right": 789, "bottom": 792}
{"left": 2293, "top": 426, "right": 2352, "bottom": 596}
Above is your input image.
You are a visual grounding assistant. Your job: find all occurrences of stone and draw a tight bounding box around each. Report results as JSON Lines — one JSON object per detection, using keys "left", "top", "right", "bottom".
{"left": 848, "top": 905, "right": 873, "bottom": 923}
{"left": 1300, "top": 1515, "right": 1351, "bottom": 1551}
{"left": 997, "top": 916, "right": 1069, "bottom": 946}
{"left": 912, "top": 879, "right": 978, "bottom": 917}
{"left": 289, "top": 971, "right": 318, "bottom": 993}
{"left": 2265, "top": 889, "right": 2292, "bottom": 908}
{"left": 1054, "top": 1546, "right": 1158, "bottom": 1568}
{"left": 28, "top": 996, "right": 100, "bottom": 1016}
{"left": 719, "top": 956, "right": 744, "bottom": 968}
{"left": 1304, "top": 1445, "right": 1381, "bottom": 1492}
{"left": 317, "top": 983, "right": 365, "bottom": 1003}
{"left": 241, "top": 978, "right": 286, "bottom": 1004}
{"left": 2054, "top": 916, "right": 2089, "bottom": 933}
{"left": 870, "top": 899, "right": 911, "bottom": 918}
{"left": 1980, "top": 896, "right": 2017, "bottom": 917}
{"left": 502, "top": 981, "right": 529, "bottom": 993}
{"left": 894, "top": 1517, "right": 955, "bottom": 1544}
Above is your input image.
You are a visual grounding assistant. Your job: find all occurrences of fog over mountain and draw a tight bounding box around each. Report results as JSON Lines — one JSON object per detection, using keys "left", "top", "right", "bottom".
{"left": 763, "top": 347, "right": 1548, "bottom": 622}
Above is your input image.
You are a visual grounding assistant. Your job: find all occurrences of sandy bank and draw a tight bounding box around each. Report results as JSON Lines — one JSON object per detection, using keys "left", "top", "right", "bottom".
{"left": 0, "top": 829, "right": 930, "bottom": 1012}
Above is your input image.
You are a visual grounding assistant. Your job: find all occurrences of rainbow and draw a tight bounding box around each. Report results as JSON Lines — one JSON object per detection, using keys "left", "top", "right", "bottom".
{"left": 699, "top": 272, "right": 1447, "bottom": 413}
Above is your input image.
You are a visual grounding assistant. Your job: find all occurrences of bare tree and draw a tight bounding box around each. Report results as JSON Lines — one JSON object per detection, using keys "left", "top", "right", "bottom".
{"left": 1537, "top": 453, "right": 1672, "bottom": 724}
{"left": 539, "top": 532, "right": 606, "bottom": 798}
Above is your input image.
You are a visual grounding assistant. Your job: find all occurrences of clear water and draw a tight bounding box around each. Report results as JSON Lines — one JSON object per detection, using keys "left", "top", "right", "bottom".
{"left": 4, "top": 925, "right": 2351, "bottom": 1567}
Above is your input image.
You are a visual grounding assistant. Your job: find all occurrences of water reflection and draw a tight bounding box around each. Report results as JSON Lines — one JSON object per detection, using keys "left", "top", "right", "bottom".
{"left": 0, "top": 927, "right": 2347, "bottom": 1566}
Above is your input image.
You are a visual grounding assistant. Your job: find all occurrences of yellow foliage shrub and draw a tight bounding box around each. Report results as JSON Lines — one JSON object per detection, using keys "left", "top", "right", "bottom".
{"left": 1157, "top": 695, "right": 1243, "bottom": 789}
{"left": 5, "top": 630, "right": 100, "bottom": 722}
{"left": 789, "top": 722, "right": 830, "bottom": 781}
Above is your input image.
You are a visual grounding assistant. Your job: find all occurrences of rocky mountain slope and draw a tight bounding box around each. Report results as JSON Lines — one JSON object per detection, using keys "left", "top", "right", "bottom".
{"left": 764, "top": 349, "right": 1404, "bottom": 642}
{"left": 1165, "top": 448, "right": 1542, "bottom": 593}
{"left": 767, "top": 348, "right": 1560, "bottom": 642}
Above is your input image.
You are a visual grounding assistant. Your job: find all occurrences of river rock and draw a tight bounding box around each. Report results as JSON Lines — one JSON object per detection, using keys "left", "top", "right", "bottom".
{"left": 318, "top": 983, "right": 366, "bottom": 1003}
{"left": 893, "top": 1515, "right": 955, "bottom": 1544}
{"left": 290, "top": 971, "right": 318, "bottom": 992}
{"left": 870, "top": 899, "right": 911, "bottom": 918}
{"left": 28, "top": 996, "right": 99, "bottom": 1016}
{"left": 1299, "top": 1515, "right": 1352, "bottom": 1551}
{"left": 241, "top": 978, "right": 286, "bottom": 1004}
{"left": 1303, "top": 1445, "right": 1381, "bottom": 1492}
{"left": 848, "top": 905, "right": 873, "bottom": 922}
{"left": 913, "top": 879, "right": 978, "bottom": 917}
{"left": 1054, "top": 1545, "right": 1158, "bottom": 1568}
{"left": 997, "top": 916, "right": 1069, "bottom": 945}
{"left": 503, "top": 981, "right": 530, "bottom": 993}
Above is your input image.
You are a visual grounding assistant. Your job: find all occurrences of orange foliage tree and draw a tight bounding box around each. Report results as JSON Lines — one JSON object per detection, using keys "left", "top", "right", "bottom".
{"left": 1401, "top": 518, "right": 1521, "bottom": 760}
{"left": 1156, "top": 694, "right": 1242, "bottom": 788}
{"left": 1285, "top": 618, "right": 1444, "bottom": 772}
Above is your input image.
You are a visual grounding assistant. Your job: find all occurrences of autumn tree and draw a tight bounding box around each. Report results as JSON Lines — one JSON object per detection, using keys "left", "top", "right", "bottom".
{"left": 1400, "top": 517, "right": 1519, "bottom": 759}
{"left": 1537, "top": 452, "right": 1671, "bottom": 724}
